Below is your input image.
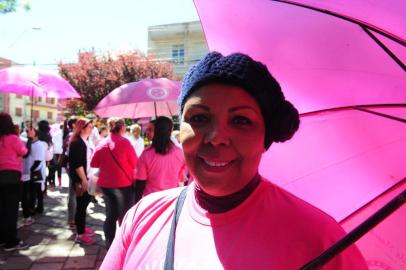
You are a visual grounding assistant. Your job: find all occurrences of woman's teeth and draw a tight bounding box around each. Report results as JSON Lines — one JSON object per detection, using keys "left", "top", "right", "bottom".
{"left": 203, "top": 160, "right": 230, "bottom": 167}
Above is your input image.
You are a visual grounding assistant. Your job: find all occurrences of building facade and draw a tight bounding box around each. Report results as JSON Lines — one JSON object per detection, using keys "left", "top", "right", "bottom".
{"left": 148, "top": 21, "right": 208, "bottom": 78}
{"left": 8, "top": 94, "right": 59, "bottom": 126}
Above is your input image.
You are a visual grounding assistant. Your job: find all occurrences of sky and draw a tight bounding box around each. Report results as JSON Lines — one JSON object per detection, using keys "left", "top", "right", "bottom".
{"left": 0, "top": 0, "right": 199, "bottom": 70}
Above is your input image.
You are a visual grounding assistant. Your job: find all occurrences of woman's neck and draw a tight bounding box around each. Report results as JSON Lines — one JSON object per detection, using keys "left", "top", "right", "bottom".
{"left": 194, "top": 174, "right": 261, "bottom": 213}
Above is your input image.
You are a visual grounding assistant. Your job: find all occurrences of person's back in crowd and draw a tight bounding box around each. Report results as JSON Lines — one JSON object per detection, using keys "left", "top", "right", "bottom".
{"left": 134, "top": 116, "right": 186, "bottom": 202}
{"left": 48, "top": 124, "right": 64, "bottom": 189}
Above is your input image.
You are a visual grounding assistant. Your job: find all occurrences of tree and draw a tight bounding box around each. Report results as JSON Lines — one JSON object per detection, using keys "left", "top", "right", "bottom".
{"left": 58, "top": 50, "right": 175, "bottom": 116}
{"left": 0, "top": 0, "right": 30, "bottom": 14}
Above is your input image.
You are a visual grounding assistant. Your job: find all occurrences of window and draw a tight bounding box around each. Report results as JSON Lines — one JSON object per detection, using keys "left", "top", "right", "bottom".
{"left": 33, "top": 110, "right": 40, "bottom": 119}
{"left": 47, "top": 112, "right": 53, "bottom": 120}
{"left": 37, "top": 97, "right": 42, "bottom": 103}
{"left": 16, "top": 95, "right": 22, "bottom": 99}
{"left": 15, "top": 107, "right": 22, "bottom": 117}
{"left": 46, "top": 97, "right": 55, "bottom": 104}
{"left": 172, "top": 44, "right": 185, "bottom": 64}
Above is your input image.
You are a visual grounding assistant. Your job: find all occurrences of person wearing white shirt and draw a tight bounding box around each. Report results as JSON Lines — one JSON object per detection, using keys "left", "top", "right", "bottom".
{"left": 129, "top": 124, "right": 144, "bottom": 158}
{"left": 48, "top": 125, "right": 63, "bottom": 188}
{"left": 90, "top": 124, "right": 101, "bottom": 147}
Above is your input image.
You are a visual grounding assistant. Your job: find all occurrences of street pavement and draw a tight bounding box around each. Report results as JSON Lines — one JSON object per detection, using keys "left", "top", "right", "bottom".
{"left": 0, "top": 173, "right": 107, "bottom": 270}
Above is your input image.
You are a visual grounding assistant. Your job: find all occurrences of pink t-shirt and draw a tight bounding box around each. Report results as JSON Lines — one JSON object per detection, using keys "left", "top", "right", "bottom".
{"left": 100, "top": 179, "right": 367, "bottom": 270}
{"left": 136, "top": 145, "right": 185, "bottom": 196}
{"left": 0, "top": 134, "right": 27, "bottom": 173}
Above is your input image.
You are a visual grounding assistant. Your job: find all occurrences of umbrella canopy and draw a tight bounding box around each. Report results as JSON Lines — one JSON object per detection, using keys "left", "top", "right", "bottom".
{"left": 259, "top": 106, "right": 406, "bottom": 221}
{"left": 0, "top": 66, "right": 80, "bottom": 99}
{"left": 94, "top": 78, "right": 181, "bottom": 118}
{"left": 194, "top": 0, "right": 406, "bottom": 114}
{"left": 195, "top": 0, "right": 406, "bottom": 268}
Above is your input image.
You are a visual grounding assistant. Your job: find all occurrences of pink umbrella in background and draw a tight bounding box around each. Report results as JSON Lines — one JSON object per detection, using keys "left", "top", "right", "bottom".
{"left": 0, "top": 66, "right": 80, "bottom": 99}
{"left": 0, "top": 66, "right": 80, "bottom": 124}
{"left": 194, "top": 0, "right": 406, "bottom": 268}
{"left": 93, "top": 78, "right": 181, "bottom": 118}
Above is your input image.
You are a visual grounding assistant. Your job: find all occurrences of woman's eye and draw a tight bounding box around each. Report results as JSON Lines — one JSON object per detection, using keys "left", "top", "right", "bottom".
{"left": 189, "top": 114, "right": 209, "bottom": 124}
{"left": 232, "top": 116, "right": 251, "bottom": 126}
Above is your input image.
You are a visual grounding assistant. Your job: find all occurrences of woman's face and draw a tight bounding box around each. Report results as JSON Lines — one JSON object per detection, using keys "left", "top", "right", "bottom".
{"left": 180, "top": 84, "right": 266, "bottom": 196}
{"left": 80, "top": 122, "right": 93, "bottom": 138}
{"left": 145, "top": 122, "right": 155, "bottom": 141}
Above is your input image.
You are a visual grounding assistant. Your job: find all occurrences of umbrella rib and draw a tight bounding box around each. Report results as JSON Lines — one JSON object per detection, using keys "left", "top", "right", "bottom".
{"left": 300, "top": 184, "right": 406, "bottom": 269}
{"left": 361, "top": 27, "right": 406, "bottom": 72}
{"left": 300, "top": 104, "right": 406, "bottom": 118}
{"left": 271, "top": 0, "right": 406, "bottom": 46}
{"left": 353, "top": 106, "right": 406, "bottom": 123}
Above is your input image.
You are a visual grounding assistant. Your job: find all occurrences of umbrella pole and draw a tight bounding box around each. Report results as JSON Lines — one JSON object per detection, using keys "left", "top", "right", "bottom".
{"left": 300, "top": 187, "right": 406, "bottom": 270}
{"left": 166, "top": 102, "right": 173, "bottom": 117}
{"left": 30, "top": 88, "right": 34, "bottom": 128}
{"left": 154, "top": 102, "right": 157, "bottom": 118}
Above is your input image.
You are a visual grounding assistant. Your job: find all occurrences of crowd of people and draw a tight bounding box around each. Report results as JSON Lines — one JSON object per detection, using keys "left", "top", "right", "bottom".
{"left": 0, "top": 112, "right": 186, "bottom": 250}
{"left": 1, "top": 51, "right": 368, "bottom": 269}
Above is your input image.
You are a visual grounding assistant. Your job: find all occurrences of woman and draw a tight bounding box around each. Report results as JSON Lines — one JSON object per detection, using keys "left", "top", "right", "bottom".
{"left": 128, "top": 124, "right": 144, "bottom": 157}
{"left": 20, "top": 126, "right": 49, "bottom": 227}
{"left": 0, "top": 113, "right": 29, "bottom": 251}
{"left": 62, "top": 117, "right": 77, "bottom": 228}
{"left": 90, "top": 118, "right": 137, "bottom": 249}
{"left": 30, "top": 120, "right": 53, "bottom": 214}
{"left": 48, "top": 123, "right": 64, "bottom": 189}
{"left": 101, "top": 52, "right": 367, "bottom": 269}
{"left": 133, "top": 116, "right": 186, "bottom": 201}
{"left": 68, "top": 117, "right": 96, "bottom": 245}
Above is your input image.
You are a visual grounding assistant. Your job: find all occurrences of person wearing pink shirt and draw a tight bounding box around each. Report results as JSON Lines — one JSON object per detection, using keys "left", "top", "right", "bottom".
{"left": 101, "top": 52, "right": 367, "bottom": 269}
{"left": 0, "top": 113, "right": 30, "bottom": 251}
{"left": 133, "top": 116, "right": 186, "bottom": 203}
{"left": 91, "top": 118, "right": 137, "bottom": 249}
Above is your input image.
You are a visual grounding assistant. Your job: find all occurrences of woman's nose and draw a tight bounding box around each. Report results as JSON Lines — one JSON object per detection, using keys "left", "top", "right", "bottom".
{"left": 204, "top": 122, "right": 230, "bottom": 146}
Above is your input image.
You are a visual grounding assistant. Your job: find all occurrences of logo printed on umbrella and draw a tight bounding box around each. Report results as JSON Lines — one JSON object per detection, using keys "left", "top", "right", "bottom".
{"left": 147, "top": 87, "right": 169, "bottom": 100}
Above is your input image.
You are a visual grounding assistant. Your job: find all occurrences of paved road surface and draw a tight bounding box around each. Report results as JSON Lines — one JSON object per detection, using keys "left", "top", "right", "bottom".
{"left": 0, "top": 172, "right": 107, "bottom": 270}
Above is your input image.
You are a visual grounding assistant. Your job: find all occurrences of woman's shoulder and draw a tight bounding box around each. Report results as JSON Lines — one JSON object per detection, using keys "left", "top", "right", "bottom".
{"left": 125, "top": 187, "right": 184, "bottom": 224}
{"left": 140, "top": 146, "right": 155, "bottom": 155}
{"left": 3, "top": 134, "right": 20, "bottom": 141}
{"left": 167, "top": 144, "right": 183, "bottom": 156}
{"left": 259, "top": 178, "right": 341, "bottom": 230}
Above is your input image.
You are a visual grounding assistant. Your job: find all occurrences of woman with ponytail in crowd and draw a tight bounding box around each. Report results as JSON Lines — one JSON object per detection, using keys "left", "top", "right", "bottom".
{"left": 68, "top": 118, "right": 96, "bottom": 245}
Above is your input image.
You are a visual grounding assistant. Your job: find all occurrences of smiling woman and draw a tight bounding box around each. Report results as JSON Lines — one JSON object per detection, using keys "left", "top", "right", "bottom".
{"left": 100, "top": 52, "right": 368, "bottom": 270}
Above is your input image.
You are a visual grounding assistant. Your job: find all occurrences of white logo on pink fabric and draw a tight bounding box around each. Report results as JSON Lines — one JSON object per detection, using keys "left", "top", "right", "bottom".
{"left": 147, "top": 87, "right": 169, "bottom": 100}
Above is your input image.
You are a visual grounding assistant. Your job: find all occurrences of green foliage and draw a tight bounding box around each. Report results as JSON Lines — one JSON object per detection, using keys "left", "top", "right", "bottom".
{"left": 58, "top": 50, "right": 175, "bottom": 117}
{"left": 0, "top": 0, "right": 17, "bottom": 13}
{"left": 0, "top": 0, "right": 30, "bottom": 14}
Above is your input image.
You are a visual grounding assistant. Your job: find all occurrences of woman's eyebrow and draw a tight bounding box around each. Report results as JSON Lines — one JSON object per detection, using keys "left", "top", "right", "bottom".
{"left": 229, "top": 105, "right": 260, "bottom": 114}
{"left": 188, "top": 104, "right": 210, "bottom": 111}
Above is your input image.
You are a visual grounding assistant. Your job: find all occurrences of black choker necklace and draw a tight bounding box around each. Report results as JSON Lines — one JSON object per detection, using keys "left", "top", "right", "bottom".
{"left": 194, "top": 174, "right": 261, "bottom": 213}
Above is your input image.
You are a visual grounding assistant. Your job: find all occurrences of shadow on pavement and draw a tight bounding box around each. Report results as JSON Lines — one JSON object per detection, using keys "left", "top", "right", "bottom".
{"left": 0, "top": 187, "right": 107, "bottom": 270}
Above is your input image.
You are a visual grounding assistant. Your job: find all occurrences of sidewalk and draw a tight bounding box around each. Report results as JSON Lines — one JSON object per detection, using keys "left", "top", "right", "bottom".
{"left": 0, "top": 175, "right": 107, "bottom": 270}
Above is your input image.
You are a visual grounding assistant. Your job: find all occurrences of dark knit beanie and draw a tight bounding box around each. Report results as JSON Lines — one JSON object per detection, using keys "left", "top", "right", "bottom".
{"left": 178, "top": 51, "right": 299, "bottom": 150}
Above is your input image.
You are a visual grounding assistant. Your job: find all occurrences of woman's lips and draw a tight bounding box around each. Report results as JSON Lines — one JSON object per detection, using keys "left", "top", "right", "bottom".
{"left": 199, "top": 157, "right": 235, "bottom": 173}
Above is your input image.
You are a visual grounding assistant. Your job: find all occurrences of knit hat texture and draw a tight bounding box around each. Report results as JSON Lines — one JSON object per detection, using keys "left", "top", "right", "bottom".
{"left": 178, "top": 51, "right": 299, "bottom": 149}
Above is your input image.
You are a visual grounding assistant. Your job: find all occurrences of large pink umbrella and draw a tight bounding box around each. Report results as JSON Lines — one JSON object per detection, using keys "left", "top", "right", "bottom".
{"left": 0, "top": 66, "right": 80, "bottom": 99}
{"left": 194, "top": 0, "right": 406, "bottom": 113}
{"left": 93, "top": 78, "right": 181, "bottom": 118}
{"left": 195, "top": 0, "right": 406, "bottom": 268}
